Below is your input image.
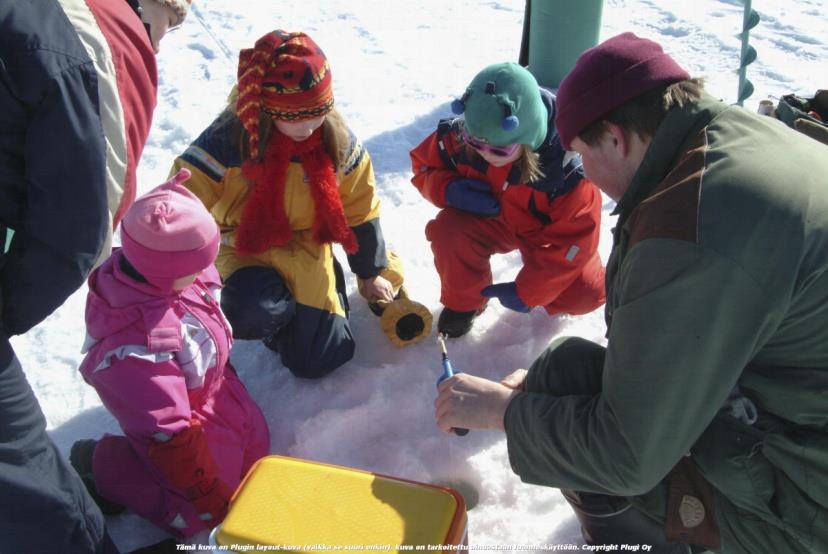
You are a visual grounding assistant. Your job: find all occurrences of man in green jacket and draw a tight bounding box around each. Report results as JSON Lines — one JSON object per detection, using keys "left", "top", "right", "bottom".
{"left": 435, "top": 32, "right": 828, "bottom": 553}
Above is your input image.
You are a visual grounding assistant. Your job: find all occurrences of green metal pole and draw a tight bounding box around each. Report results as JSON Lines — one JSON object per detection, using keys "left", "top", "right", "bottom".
{"left": 737, "top": 1, "right": 760, "bottom": 106}
{"left": 524, "top": 0, "right": 604, "bottom": 89}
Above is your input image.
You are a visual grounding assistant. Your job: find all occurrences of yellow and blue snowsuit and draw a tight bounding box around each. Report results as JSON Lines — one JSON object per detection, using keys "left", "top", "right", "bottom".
{"left": 172, "top": 113, "right": 403, "bottom": 378}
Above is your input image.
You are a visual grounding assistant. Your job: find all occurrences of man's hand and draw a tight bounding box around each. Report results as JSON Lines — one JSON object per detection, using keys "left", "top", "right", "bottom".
{"left": 357, "top": 275, "right": 395, "bottom": 303}
{"left": 500, "top": 368, "right": 528, "bottom": 390}
{"left": 435, "top": 373, "right": 519, "bottom": 433}
{"left": 137, "top": 0, "right": 179, "bottom": 53}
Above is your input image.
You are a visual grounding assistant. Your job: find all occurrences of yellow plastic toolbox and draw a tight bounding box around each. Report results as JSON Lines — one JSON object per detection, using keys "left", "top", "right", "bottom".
{"left": 213, "top": 455, "right": 468, "bottom": 553}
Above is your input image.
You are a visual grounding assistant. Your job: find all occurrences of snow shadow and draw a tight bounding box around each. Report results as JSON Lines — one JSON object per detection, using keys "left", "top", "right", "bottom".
{"left": 49, "top": 405, "right": 120, "bottom": 457}
{"left": 363, "top": 101, "right": 456, "bottom": 177}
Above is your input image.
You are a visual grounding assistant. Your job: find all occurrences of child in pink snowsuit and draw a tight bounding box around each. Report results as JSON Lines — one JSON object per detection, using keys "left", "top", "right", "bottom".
{"left": 74, "top": 169, "right": 270, "bottom": 538}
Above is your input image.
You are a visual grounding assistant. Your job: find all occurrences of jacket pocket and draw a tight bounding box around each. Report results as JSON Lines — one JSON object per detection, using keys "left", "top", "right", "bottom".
{"left": 694, "top": 414, "right": 827, "bottom": 550}
{"left": 692, "top": 414, "right": 777, "bottom": 520}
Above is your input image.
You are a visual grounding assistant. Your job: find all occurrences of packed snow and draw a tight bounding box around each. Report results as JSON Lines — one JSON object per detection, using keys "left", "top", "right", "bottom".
{"left": 13, "top": 0, "right": 826, "bottom": 551}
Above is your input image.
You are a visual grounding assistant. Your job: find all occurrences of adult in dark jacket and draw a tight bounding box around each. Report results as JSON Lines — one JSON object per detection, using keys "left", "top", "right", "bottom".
{"left": 0, "top": 0, "right": 189, "bottom": 551}
{"left": 434, "top": 33, "right": 828, "bottom": 553}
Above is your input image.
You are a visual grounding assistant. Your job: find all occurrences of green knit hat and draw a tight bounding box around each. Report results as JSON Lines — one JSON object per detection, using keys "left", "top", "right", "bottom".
{"left": 452, "top": 62, "right": 547, "bottom": 150}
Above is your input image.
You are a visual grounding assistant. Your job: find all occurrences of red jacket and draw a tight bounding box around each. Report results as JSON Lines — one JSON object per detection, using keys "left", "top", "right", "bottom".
{"left": 410, "top": 117, "right": 602, "bottom": 310}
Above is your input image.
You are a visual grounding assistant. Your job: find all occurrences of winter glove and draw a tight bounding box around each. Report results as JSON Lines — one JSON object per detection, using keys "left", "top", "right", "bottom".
{"left": 148, "top": 419, "right": 233, "bottom": 529}
{"left": 481, "top": 282, "right": 531, "bottom": 313}
{"left": 445, "top": 179, "right": 500, "bottom": 217}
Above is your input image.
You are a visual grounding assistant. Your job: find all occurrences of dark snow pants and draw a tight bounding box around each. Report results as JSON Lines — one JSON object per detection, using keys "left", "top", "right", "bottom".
{"left": 220, "top": 263, "right": 354, "bottom": 379}
{"left": 0, "top": 336, "right": 118, "bottom": 553}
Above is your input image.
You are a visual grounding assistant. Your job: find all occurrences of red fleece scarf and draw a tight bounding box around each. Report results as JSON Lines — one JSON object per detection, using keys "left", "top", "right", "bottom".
{"left": 235, "top": 129, "right": 358, "bottom": 256}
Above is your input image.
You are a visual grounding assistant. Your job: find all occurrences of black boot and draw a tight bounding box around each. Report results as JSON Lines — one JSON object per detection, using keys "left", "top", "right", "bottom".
{"left": 262, "top": 332, "right": 281, "bottom": 354}
{"left": 562, "top": 490, "right": 693, "bottom": 554}
{"left": 70, "top": 439, "right": 127, "bottom": 515}
{"left": 437, "top": 307, "right": 479, "bottom": 338}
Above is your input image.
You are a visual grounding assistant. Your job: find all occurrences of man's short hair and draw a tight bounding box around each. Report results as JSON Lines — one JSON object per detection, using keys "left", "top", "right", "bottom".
{"left": 578, "top": 78, "right": 706, "bottom": 146}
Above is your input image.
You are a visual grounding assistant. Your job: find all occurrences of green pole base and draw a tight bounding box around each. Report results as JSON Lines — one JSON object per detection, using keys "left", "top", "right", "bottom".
{"left": 525, "top": 0, "right": 604, "bottom": 90}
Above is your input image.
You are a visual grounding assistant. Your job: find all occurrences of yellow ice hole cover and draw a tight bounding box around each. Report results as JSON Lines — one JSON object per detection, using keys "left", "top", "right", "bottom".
{"left": 216, "top": 455, "right": 468, "bottom": 553}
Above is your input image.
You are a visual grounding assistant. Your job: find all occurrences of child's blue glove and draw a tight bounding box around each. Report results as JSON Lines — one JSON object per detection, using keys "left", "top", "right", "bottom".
{"left": 445, "top": 179, "right": 500, "bottom": 217}
{"left": 481, "top": 282, "right": 531, "bottom": 313}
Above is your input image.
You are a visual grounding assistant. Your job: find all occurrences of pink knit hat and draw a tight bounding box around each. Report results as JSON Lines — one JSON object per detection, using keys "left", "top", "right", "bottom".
{"left": 555, "top": 32, "right": 691, "bottom": 150}
{"left": 121, "top": 169, "right": 219, "bottom": 287}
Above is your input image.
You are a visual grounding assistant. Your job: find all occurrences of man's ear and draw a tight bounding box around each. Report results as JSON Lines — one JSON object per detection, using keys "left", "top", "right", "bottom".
{"left": 603, "top": 121, "right": 632, "bottom": 158}
{"left": 605, "top": 121, "right": 653, "bottom": 167}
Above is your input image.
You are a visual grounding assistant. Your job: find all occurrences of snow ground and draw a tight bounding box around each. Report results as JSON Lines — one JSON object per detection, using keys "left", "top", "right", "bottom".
{"left": 12, "top": 0, "right": 826, "bottom": 551}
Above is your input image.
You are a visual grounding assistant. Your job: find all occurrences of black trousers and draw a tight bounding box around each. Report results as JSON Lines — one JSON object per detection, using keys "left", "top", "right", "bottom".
{"left": 0, "top": 335, "right": 118, "bottom": 553}
{"left": 220, "top": 262, "right": 355, "bottom": 379}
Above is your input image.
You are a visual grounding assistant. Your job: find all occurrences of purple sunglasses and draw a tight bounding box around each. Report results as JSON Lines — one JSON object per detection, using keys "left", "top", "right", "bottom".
{"left": 461, "top": 127, "right": 520, "bottom": 158}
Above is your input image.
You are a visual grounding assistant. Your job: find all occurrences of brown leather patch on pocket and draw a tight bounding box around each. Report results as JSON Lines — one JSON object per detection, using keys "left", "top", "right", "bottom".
{"left": 666, "top": 456, "right": 721, "bottom": 550}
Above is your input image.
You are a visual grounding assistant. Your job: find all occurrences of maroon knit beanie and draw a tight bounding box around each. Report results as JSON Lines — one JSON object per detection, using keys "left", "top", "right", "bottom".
{"left": 555, "top": 32, "right": 691, "bottom": 150}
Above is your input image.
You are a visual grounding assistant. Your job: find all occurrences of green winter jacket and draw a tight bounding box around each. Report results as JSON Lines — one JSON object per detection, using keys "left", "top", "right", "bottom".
{"left": 504, "top": 95, "right": 828, "bottom": 553}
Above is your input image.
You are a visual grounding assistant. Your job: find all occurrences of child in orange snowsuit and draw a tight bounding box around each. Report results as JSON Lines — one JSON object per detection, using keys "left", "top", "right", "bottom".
{"left": 410, "top": 63, "right": 605, "bottom": 337}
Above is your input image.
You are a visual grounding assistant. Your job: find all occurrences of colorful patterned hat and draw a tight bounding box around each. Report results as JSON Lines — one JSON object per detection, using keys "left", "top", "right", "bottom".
{"left": 236, "top": 30, "right": 334, "bottom": 158}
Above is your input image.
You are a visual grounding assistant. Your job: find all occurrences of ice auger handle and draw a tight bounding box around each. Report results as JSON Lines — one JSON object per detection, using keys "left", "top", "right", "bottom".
{"left": 437, "top": 334, "right": 470, "bottom": 436}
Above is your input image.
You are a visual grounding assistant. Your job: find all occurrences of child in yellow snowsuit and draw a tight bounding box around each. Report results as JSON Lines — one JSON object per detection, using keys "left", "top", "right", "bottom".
{"left": 172, "top": 30, "right": 428, "bottom": 378}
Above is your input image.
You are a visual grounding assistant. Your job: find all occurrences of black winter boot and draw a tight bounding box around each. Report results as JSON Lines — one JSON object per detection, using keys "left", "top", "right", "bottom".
{"left": 437, "top": 307, "right": 480, "bottom": 338}
{"left": 70, "top": 439, "right": 127, "bottom": 515}
{"left": 562, "top": 490, "right": 694, "bottom": 554}
{"left": 262, "top": 332, "right": 282, "bottom": 354}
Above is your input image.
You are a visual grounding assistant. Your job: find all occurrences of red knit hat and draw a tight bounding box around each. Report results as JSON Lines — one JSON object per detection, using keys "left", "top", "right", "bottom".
{"left": 555, "top": 32, "right": 691, "bottom": 150}
{"left": 121, "top": 169, "right": 220, "bottom": 289}
{"left": 236, "top": 30, "right": 334, "bottom": 159}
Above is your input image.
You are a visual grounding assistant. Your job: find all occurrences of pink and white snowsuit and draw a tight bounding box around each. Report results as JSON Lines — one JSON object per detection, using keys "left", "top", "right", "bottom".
{"left": 79, "top": 249, "right": 269, "bottom": 537}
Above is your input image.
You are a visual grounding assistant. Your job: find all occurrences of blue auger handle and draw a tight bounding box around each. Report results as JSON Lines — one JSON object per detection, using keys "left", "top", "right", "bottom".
{"left": 437, "top": 354, "right": 470, "bottom": 436}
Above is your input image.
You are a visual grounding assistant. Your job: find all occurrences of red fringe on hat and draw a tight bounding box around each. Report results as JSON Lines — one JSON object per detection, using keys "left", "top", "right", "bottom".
{"left": 235, "top": 129, "right": 358, "bottom": 256}
{"left": 236, "top": 38, "right": 272, "bottom": 161}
